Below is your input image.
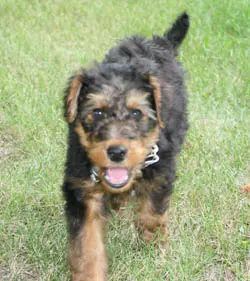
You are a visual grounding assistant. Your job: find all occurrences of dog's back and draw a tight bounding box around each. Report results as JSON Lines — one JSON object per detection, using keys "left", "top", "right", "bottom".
{"left": 105, "top": 12, "right": 189, "bottom": 64}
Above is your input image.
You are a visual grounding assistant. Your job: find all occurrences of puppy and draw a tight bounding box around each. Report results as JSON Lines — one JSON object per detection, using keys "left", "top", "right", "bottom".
{"left": 63, "top": 12, "right": 189, "bottom": 281}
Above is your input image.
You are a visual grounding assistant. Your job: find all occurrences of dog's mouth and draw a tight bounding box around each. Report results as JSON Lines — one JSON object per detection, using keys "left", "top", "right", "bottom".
{"left": 103, "top": 167, "right": 131, "bottom": 189}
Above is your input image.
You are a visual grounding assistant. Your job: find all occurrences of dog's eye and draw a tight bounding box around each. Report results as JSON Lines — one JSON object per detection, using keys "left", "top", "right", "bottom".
{"left": 92, "top": 108, "right": 107, "bottom": 121}
{"left": 130, "top": 109, "right": 143, "bottom": 121}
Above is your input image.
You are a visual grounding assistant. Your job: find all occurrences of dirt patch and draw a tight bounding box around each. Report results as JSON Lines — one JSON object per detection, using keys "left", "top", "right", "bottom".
{"left": 0, "top": 136, "right": 11, "bottom": 160}
{"left": 224, "top": 269, "right": 236, "bottom": 281}
{"left": 203, "top": 265, "right": 236, "bottom": 281}
{"left": 0, "top": 131, "right": 24, "bottom": 167}
{"left": 0, "top": 259, "right": 38, "bottom": 281}
{"left": 0, "top": 262, "right": 10, "bottom": 281}
{"left": 204, "top": 265, "right": 223, "bottom": 281}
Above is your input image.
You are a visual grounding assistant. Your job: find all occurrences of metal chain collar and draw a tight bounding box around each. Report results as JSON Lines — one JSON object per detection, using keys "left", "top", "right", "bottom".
{"left": 144, "top": 144, "right": 160, "bottom": 167}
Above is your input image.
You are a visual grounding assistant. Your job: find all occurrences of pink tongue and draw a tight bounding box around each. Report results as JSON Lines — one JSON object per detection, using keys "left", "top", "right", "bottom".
{"left": 105, "top": 168, "right": 128, "bottom": 185}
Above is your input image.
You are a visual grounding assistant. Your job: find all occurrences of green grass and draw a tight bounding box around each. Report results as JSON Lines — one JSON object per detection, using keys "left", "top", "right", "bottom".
{"left": 0, "top": 0, "right": 249, "bottom": 280}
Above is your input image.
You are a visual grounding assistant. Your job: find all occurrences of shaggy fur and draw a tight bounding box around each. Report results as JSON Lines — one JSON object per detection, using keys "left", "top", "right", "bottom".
{"left": 62, "top": 12, "right": 189, "bottom": 281}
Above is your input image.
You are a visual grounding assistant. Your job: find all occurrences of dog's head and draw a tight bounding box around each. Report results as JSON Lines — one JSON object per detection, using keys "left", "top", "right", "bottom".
{"left": 64, "top": 12, "right": 189, "bottom": 193}
{"left": 65, "top": 65, "right": 163, "bottom": 193}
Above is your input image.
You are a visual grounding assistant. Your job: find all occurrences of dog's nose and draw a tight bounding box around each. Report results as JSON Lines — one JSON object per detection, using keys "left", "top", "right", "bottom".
{"left": 107, "top": 146, "right": 128, "bottom": 162}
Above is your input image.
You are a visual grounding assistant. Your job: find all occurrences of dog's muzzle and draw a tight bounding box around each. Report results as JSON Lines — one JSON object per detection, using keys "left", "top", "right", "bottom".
{"left": 90, "top": 144, "right": 160, "bottom": 189}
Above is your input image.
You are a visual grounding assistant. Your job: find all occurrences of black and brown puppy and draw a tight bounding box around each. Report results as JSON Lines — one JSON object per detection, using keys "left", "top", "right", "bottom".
{"left": 63, "top": 12, "right": 189, "bottom": 281}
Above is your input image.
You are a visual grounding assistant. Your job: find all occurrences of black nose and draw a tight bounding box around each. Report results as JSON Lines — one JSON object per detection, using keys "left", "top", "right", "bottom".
{"left": 107, "top": 146, "right": 128, "bottom": 162}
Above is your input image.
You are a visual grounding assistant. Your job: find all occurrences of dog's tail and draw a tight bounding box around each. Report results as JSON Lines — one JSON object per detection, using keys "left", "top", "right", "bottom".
{"left": 153, "top": 12, "right": 189, "bottom": 54}
{"left": 164, "top": 12, "right": 189, "bottom": 50}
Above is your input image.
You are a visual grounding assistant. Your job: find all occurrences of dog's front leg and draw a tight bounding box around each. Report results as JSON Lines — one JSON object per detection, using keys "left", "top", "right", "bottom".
{"left": 69, "top": 193, "right": 107, "bottom": 281}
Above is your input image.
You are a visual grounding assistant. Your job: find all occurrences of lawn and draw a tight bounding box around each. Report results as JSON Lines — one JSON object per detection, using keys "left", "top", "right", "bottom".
{"left": 0, "top": 0, "right": 249, "bottom": 280}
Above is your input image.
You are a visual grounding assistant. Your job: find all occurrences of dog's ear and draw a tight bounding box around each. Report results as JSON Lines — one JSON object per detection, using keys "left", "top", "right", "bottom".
{"left": 148, "top": 76, "right": 165, "bottom": 129}
{"left": 64, "top": 73, "right": 83, "bottom": 123}
{"left": 164, "top": 12, "right": 189, "bottom": 50}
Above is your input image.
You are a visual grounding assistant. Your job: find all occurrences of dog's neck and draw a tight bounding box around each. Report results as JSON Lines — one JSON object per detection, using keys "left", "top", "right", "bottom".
{"left": 90, "top": 144, "right": 160, "bottom": 183}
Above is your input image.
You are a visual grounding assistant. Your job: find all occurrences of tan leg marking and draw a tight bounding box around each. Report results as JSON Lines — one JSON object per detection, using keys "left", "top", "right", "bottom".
{"left": 69, "top": 193, "right": 107, "bottom": 281}
{"left": 137, "top": 197, "right": 168, "bottom": 246}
